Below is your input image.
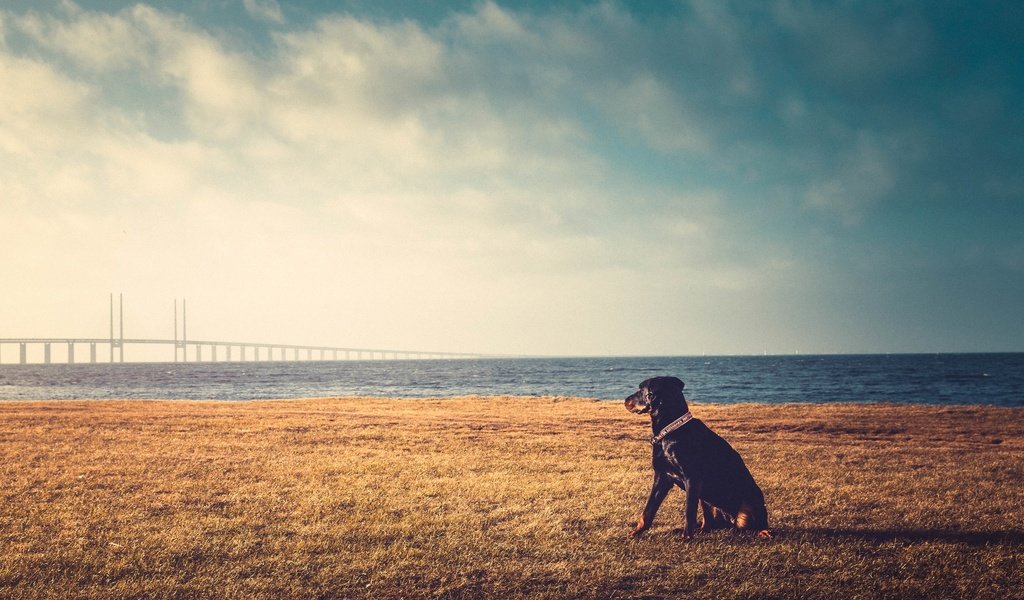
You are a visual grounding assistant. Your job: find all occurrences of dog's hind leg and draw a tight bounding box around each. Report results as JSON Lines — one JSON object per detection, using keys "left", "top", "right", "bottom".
{"left": 699, "top": 501, "right": 731, "bottom": 531}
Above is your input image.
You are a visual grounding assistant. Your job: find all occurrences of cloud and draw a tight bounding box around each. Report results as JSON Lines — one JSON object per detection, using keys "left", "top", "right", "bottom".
{"left": 0, "top": 51, "right": 91, "bottom": 154}
{"left": 243, "top": 0, "right": 283, "bottom": 24}
{"left": 590, "top": 74, "right": 708, "bottom": 154}
{"left": 452, "top": 0, "right": 528, "bottom": 42}
{"left": 14, "top": 3, "right": 149, "bottom": 70}
{"left": 770, "top": 0, "right": 933, "bottom": 92}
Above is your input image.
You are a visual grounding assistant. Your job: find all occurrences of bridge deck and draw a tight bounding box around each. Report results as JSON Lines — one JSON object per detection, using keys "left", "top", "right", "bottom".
{"left": 0, "top": 338, "right": 493, "bottom": 364}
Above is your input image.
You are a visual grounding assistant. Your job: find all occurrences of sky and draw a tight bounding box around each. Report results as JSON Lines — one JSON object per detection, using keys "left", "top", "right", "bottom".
{"left": 1, "top": 0, "right": 1022, "bottom": 359}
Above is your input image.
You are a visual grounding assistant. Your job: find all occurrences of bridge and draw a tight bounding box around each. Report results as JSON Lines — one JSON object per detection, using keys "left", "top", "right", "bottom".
{"left": 0, "top": 295, "right": 491, "bottom": 365}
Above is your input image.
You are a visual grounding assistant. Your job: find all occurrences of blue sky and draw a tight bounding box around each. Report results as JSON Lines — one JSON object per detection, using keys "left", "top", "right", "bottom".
{"left": 1, "top": 0, "right": 1021, "bottom": 357}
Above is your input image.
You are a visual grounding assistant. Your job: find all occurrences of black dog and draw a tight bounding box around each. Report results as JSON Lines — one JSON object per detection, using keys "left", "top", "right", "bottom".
{"left": 625, "top": 376, "right": 772, "bottom": 539}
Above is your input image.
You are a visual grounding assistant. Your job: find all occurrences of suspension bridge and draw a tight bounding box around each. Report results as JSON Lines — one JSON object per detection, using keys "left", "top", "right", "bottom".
{"left": 0, "top": 295, "right": 492, "bottom": 365}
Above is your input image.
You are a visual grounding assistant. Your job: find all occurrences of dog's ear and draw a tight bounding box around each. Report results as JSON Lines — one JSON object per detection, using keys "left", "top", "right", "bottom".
{"left": 649, "top": 376, "right": 685, "bottom": 392}
{"left": 641, "top": 376, "right": 685, "bottom": 403}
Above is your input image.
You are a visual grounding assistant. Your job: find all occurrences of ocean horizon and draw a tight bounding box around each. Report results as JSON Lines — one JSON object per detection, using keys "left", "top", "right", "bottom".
{"left": 1, "top": 353, "right": 1021, "bottom": 407}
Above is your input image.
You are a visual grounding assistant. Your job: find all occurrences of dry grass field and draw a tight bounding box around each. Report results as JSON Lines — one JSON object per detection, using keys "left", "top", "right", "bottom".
{"left": 1, "top": 397, "right": 1022, "bottom": 599}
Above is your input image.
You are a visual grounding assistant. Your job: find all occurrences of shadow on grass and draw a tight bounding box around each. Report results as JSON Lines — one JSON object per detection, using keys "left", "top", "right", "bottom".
{"left": 791, "top": 527, "right": 1024, "bottom": 547}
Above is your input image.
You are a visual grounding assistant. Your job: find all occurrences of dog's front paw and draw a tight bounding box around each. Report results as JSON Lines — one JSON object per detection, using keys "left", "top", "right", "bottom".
{"left": 629, "top": 517, "right": 648, "bottom": 539}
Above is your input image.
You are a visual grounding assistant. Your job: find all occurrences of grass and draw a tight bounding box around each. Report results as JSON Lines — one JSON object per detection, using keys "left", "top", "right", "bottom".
{"left": 1, "top": 397, "right": 1022, "bottom": 599}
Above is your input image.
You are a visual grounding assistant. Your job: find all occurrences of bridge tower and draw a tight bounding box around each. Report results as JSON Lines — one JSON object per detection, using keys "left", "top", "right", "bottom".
{"left": 174, "top": 299, "right": 187, "bottom": 362}
{"left": 109, "top": 293, "right": 124, "bottom": 362}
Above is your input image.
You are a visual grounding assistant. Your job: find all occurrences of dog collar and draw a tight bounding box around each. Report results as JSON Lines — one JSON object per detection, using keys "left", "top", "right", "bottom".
{"left": 652, "top": 412, "right": 694, "bottom": 445}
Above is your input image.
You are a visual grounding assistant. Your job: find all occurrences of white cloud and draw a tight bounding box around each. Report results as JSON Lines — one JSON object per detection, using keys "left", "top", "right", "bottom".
{"left": 243, "top": 0, "right": 283, "bottom": 25}
{"left": 451, "top": 1, "right": 530, "bottom": 43}
{"left": 15, "top": 6, "right": 149, "bottom": 70}
{"left": 122, "top": 6, "right": 261, "bottom": 139}
{"left": 0, "top": 49, "right": 100, "bottom": 213}
{"left": 0, "top": 51, "right": 91, "bottom": 133}
{"left": 592, "top": 74, "right": 709, "bottom": 154}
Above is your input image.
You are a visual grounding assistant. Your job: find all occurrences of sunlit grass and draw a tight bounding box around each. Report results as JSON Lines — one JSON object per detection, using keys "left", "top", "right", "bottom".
{"left": 1, "top": 398, "right": 1021, "bottom": 598}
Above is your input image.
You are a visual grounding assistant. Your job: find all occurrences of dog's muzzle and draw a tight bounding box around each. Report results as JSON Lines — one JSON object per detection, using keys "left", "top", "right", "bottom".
{"left": 624, "top": 390, "right": 650, "bottom": 414}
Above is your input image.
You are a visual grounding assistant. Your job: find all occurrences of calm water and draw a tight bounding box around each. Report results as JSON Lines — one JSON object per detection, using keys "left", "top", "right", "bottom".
{"left": 0, "top": 354, "right": 1021, "bottom": 406}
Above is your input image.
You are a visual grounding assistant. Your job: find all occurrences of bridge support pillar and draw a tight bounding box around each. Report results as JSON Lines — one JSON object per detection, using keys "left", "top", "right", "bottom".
{"left": 67, "top": 342, "right": 75, "bottom": 364}
{"left": 44, "top": 343, "right": 52, "bottom": 364}
{"left": 240, "top": 346, "right": 247, "bottom": 361}
{"left": 90, "top": 343, "right": 97, "bottom": 363}
{"left": 254, "top": 347, "right": 260, "bottom": 361}
{"left": 20, "top": 343, "right": 27, "bottom": 364}
{"left": 212, "top": 345, "right": 218, "bottom": 362}
{"left": 196, "top": 344, "right": 202, "bottom": 362}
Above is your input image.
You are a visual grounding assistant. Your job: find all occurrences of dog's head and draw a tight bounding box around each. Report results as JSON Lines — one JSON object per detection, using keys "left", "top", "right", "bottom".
{"left": 624, "top": 376, "right": 687, "bottom": 415}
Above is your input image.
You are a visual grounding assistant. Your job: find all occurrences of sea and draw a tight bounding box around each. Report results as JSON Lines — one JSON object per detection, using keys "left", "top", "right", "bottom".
{"left": 0, "top": 353, "right": 1021, "bottom": 406}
